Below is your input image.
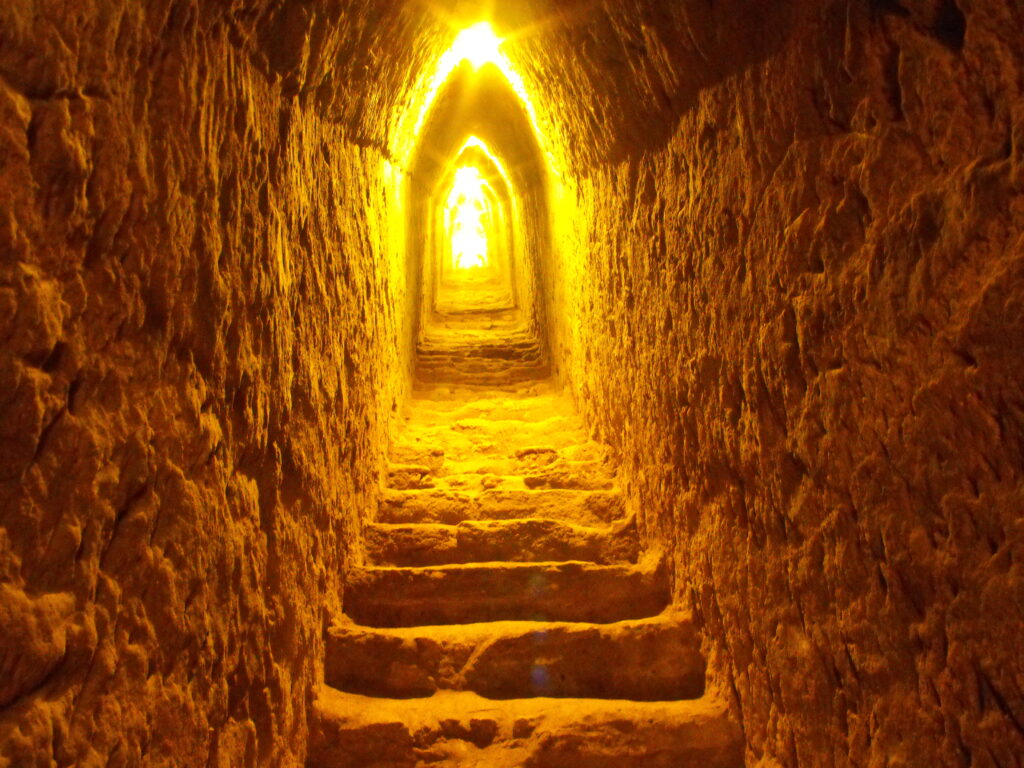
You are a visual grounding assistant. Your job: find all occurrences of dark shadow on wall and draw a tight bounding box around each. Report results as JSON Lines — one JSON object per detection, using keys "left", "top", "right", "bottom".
{"left": 510, "top": 0, "right": 972, "bottom": 164}
{"left": 508, "top": 0, "right": 801, "bottom": 164}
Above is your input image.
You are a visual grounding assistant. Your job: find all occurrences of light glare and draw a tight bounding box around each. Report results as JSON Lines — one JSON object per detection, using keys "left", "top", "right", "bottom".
{"left": 395, "top": 21, "right": 546, "bottom": 169}
{"left": 447, "top": 166, "right": 490, "bottom": 270}
{"left": 451, "top": 22, "right": 502, "bottom": 69}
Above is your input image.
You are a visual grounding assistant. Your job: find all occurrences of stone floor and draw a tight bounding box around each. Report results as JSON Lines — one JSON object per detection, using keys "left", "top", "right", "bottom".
{"left": 307, "top": 314, "right": 744, "bottom": 767}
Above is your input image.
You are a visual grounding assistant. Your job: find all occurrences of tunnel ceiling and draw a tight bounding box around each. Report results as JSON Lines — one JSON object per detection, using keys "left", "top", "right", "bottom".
{"left": 409, "top": 64, "right": 546, "bottom": 192}
{"left": 4, "top": 0, "right": 1021, "bottom": 766}
{"left": 0, "top": 0, "right": 806, "bottom": 172}
{"left": 239, "top": 0, "right": 801, "bottom": 171}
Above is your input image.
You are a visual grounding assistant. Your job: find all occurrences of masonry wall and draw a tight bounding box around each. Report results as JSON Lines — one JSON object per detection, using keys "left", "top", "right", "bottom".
{"left": 0, "top": 2, "right": 433, "bottom": 765}
{"left": 523, "top": 0, "right": 1024, "bottom": 764}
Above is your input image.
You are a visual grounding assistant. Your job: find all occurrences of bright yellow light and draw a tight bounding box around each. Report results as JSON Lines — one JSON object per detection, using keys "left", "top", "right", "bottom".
{"left": 447, "top": 166, "right": 489, "bottom": 270}
{"left": 450, "top": 22, "right": 502, "bottom": 69}
{"left": 457, "top": 136, "right": 513, "bottom": 191}
{"left": 394, "top": 21, "right": 548, "bottom": 170}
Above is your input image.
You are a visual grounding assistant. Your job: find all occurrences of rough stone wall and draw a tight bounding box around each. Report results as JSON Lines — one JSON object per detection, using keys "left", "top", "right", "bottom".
{"left": 0, "top": 2, "right": 434, "bottom": 765}
{"left": 523, "top": 0, "right": 1024, "bottom": 765}
{"left": 5, "top": 0, "right": 1023, "bottom": 765}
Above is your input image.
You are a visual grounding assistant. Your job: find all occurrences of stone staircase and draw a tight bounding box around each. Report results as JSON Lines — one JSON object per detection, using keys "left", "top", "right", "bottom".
{"left": 414, "top": 314, "right": 550, "bottom": 388}
{"left": 307, "top": 324, "right": 743, "bottom": 767}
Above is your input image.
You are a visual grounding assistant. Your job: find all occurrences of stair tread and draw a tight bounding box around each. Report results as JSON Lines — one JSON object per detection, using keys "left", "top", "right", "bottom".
{"left": 366, "top": 517, "right": 638, "bottom": 567}
{"left": 386, "top": 462, "right": 612, "bottom": 478}
{"left": 315, "top": 684, "right": 729, "bottom": 717}
{"left": 326, "top": 611, "right": 706, "bottom": 700}
{"left": 381, "top": 486, "right": 619, "bottom": 499}
{"left": 343, "top": 559, "right": 668, "bottom": 627}
{"left": 331, "top": 608, "right": 690, "bottom": 638}
{"left": 310, "top": 687, "right": 744, "bottom": 768}
{"left": 368, "top": 518, "right": 627, "bottom": 535}
{"left": 352, "top": 558, "right": 650, "bottom": 573}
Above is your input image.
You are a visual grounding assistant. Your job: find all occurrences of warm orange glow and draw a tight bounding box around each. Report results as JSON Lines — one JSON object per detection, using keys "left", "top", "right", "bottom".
{"left": 446, "top": 166, "right": 490, "bottom": 270}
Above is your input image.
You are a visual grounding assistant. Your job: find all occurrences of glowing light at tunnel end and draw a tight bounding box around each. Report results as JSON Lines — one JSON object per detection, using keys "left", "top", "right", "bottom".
{"left": 447, "top": 165, "right": 491, "bottom": 270}
{"left": 395, "top": 19, "right": 550, "bottom": 173}
{"left": 451, "top": 22, "right": 503, "bottom": 70}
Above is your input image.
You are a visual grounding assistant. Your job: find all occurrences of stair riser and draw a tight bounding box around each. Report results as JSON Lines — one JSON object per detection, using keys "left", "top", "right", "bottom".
{"left": 325, "top": 619, "right": 705, "bottom": 700}
{"left": 387, "top": 465, "right": 614, "bottom": 490}
{"left": 392, "top": 421, "right": 583, "bottom": 451}
{"left": 386, "top": 459, "right": 612, "bottom": 490}
{"left": 415, "top": 358, "right": 544, "bottom": 371}
{"left": 343, "top": 563, "right": 668, "bottom": 627}
{"left": 379, "top": 489, "right": 625, "bottom": 526}
{"left": 385, "top": 472, "right": 614, "bottom": 493}
{"left": 365, "top": 521, "right": 638, "bottom": 566}
{"left": 416, "top": 347, "right": 543, "bottom": 360}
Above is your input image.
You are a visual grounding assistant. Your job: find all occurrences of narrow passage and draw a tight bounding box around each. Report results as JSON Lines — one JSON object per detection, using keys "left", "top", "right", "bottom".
{"left": 307, "top": 311, "right": 744, "bottom": 766}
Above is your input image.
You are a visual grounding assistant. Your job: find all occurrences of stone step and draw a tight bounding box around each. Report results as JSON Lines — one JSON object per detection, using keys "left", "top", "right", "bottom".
{"left": 378, "top": 487, "right": 625, "bottom": 525}
{"left": 417, "top": 339, "right": 537, "bottom": 354}
{"left": 415, "top": 355, "right": 543, "bottom": 367}
{"left": 308, "top": 686, "right": 744, "bottom": 768}
{"left": 416, "top": 342, "right": 542, "bottom": 357}
{"left": 397, "top": 392, "right": 570, "bottom": 420}
{"left": 395, "top": 417, "right": 584, "bottom": 448}
{"left": 413, "top": 380, "right": 551, "bottom": 397}
{"left": 325, "top": 612, "right": 705, "bottom": 700}
{"left": 414, "top": 350, "right": 547, "bottom": 373}
{"left": 520, "top": 457, "right": 615, "bottom": 490}
{"left": 415, "top": 356, "right": 544, "bottom": 368}
{"left": 430, "top": 445, "right": 610, "bottom": 476}
{"left": 415, "top": 354, "right": 544, "bottom": 369}
{"left": 417, "top": 342, "right": 536, "bottom": 353}
{"left": 365, "top": 518, "right": 638, "bottom": 567}
{"left": 414, "top": 367, "right": 548, "bottom": 382}
{"left": 418, "top": 329, "right": 537, "bottom": 343}
{"left": 388, "top": 441, "right": 606, "bottom": 470}
{"left": 419, "top": 323, "right": 534, "bottom": 336}
{"left": 414, "top": 372, "right": 550, "bottom": 387}
{"left": 415, "top": 368, "right": 550, "bottom": 386}
{"left": 342, "top": 559, "right": 668, "bottom": 627}
{"left": 415, "top": 363, "right": 546, "bottom": 378}
{"left": 415, "top": 357, "right": 545, "bottom": 371}
{"left": 384, "top": 461, "right": 615, "bottom": 492}
{"left": 424, "top": 309, "right": 524, "bottom": 326}
{"left": 398, "top": 403, "right": 575, "bottom": 420}
{"left": 416, "top": 341, "right": 542, "bottom": 353}
{"left": 386, "top": 450, "right": 610, "bottom": 478}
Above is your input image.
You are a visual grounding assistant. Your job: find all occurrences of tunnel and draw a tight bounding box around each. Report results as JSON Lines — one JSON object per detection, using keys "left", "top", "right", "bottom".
{"left": 406, "top": 46, "right": 555, "bottom": 390}
{"left": 0, "top": 1, "right": 1022, "bottom": 766}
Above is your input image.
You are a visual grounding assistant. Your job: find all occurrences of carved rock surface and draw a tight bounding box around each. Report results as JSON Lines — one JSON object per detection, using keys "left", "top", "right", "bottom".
{"left": 524, "top": 1, "right": 1024, "bottom": 765}
{"left": 0, "top": 1, "right": 438, "bottom": 764}
{"left": 3, "top": 0, "right": 1023, "bottom": 765}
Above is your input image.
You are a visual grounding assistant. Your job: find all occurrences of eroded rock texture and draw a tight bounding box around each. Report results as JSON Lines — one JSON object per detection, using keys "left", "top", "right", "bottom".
{"left": 521, "top": 1, "right": 1024, "bottom": 765}
{"left": 0, "top": 2, "right": 442, "bottom": 765}
{"left": 3, "top": 0, "right": 1023, "bottom": 766}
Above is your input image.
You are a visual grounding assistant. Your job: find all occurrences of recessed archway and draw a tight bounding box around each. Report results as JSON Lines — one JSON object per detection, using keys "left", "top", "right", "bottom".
{"left": 404, "top": 58, "right": 554, "bottom": 382}
{"left": 426, "top": 137, "right": 518, "bottom": 317}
